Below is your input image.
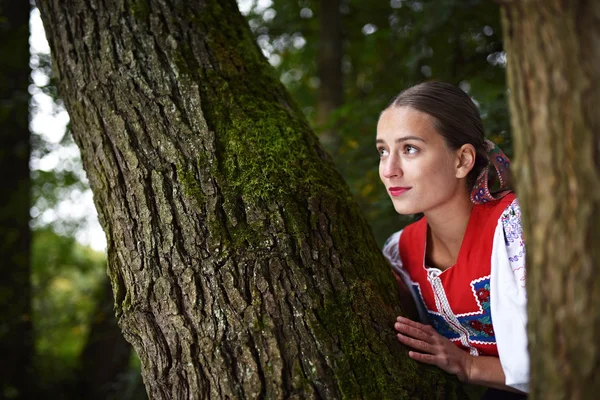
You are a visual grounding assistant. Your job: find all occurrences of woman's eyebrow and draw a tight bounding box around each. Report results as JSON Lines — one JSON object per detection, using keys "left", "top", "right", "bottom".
{"left": 376, "top": 136, "right": 426, "bottom": 144}
{"left": 395, "top": 135, "right": 426, "bottom": 143}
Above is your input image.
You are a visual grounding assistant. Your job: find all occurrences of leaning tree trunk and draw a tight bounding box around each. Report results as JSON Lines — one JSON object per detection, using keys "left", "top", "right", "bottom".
{"left": 36, "top": 1, "right": 463, "bottom": 398}
{"left": 501, "top": 1, "right": 600, "bottom": 399}
{"left": 0, "top": 1, "right": 35, "bottom": 398}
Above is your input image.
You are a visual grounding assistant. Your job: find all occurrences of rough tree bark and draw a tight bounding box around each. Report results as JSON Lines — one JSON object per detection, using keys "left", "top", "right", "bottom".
{"left": 500, "top": 1, "right": 600, "bottom": 399}
{"left": 0, "top": 1, "right": 35, "bottom": 398}
{"left": 36, "top": 1, "right": 464, "bottom": 398}
{"left": 316, "top": 0, "right": 343, "bottom": 150}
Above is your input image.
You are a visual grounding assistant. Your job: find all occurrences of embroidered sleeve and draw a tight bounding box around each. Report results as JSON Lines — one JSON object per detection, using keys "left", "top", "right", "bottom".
{"left": 490, "top": 198, "right": 529, "bottom": 393}
{"left": 501, "top": 199, "right": 526, "bottom": 291}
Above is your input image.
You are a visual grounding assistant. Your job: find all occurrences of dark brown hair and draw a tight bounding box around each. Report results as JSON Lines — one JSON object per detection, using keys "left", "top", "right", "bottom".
{"left": 387, "top": 81, "right": 489, "bottom": 189}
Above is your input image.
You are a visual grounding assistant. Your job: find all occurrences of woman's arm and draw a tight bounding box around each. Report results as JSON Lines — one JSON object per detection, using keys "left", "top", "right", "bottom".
{"left": 491, "top": 199, "right": 529, "bottom": 392}
{"left": 394, "top": 316, "right": 525, "bottom": 393}
{"left": 467, "top": 353, "right": 524, "bottom": 393}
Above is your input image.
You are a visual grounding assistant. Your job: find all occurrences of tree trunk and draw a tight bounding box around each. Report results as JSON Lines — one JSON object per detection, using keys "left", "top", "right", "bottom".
{"left": 316, "top": 0, "right": 343, "bottom": 150}
{"left": 500, "top": 1, "right": 600, "bottom": 399}
{"left": 0, "top": 1, "right": 35, "bottom": 398}
{"left": 36, "top": 1, "right": 464, "bottom": 398}
{"left": 80, "top": 278, "right": 140, "bottom": 400}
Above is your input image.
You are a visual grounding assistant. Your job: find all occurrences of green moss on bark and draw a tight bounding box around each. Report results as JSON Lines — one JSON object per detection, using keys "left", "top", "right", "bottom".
{"left": 130, "top": 0, "right": 150, "bottom": 21}
{"left": 176, "top": 163, "right": 204, "bottom": 205}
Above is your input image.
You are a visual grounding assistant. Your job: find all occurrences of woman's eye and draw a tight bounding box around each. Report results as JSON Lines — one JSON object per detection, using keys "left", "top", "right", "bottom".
{"left": 378, "top": 148, "right": 389, "bottom": 157}
{"left": 404, "top": 145, "right": 418, "bottom": 154}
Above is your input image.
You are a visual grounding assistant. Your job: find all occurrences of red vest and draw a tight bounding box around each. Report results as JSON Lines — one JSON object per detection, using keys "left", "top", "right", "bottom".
{"left": 399, "top": 194, "right": 516, "bottom": 356}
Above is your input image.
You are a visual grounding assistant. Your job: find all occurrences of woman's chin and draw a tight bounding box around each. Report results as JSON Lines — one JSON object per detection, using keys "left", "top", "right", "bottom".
{"left": 392, "top": 202, "right": 421, "bottom": 216}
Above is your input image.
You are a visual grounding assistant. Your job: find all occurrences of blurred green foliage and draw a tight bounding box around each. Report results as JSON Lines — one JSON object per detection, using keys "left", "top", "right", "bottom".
{"left": 31, "top": 227, "right": 146, "bottom": 398}
{"left": 31, "top": 227, "right": 106, "bottom": 385}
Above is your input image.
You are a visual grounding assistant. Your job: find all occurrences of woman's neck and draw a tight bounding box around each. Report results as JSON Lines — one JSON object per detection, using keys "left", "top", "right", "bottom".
{"left": 423, "top": 192, "right": 474, "bottom": 269}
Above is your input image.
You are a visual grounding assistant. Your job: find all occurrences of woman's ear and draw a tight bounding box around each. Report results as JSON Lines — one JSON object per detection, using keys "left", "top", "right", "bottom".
{"left": 455, "top": 144, "right": 476, "bottom": 179}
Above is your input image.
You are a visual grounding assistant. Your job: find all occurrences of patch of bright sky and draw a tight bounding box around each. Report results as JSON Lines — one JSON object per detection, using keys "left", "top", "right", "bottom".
{"left": 362, "top": 23, "right": 377, "bottom": 35}
{"left": 299, "top": 8, "right": 313, "bottom": 19}
{"left": 238, "top": 0, "right": 273, "bottom": 16}
{"left": 29, "top": 9, "right": 69, "bottom": 146}
{"left": 238, "top": 0, "right": 307, "bottom": 67}
{"left": 29, "top": 8, "right": 107, "bottom": 252}
{"left": 29, "top": 9, "right": 50, "bottom": 53}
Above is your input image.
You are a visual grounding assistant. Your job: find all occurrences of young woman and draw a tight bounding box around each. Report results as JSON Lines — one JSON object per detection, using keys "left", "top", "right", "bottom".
{"left": 378, "top": 82, "right": 528, "bottom": 399}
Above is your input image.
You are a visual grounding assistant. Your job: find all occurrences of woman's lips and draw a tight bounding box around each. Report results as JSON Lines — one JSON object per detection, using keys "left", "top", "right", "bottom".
{"left": 388, "top": 186, "right": 411, "bottom": 196}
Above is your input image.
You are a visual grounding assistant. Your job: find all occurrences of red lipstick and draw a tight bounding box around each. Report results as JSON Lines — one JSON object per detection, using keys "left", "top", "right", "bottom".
{"left": 388, "top": 186, "right": 411, "bottom": 196}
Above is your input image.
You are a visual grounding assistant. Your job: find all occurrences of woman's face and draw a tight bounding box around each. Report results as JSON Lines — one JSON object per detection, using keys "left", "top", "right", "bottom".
{"left": 376, "top": 106, "right": 466, "bottom": 215}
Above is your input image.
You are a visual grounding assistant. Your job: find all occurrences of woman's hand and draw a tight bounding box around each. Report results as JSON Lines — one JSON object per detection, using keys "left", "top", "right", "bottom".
{"left": 394, "top": 316, "right": 472, "bottom": 382}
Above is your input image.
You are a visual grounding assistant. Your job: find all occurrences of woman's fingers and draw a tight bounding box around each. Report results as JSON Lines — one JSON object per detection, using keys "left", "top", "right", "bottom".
{"left": 396, "top": 331, "right": 435, "bottom": 353}
{"left": 394, "top": 316, "right": 446, "bottom": 355}
{"left": 394, "top": 319, "right": 433, "bottom": 341}
{"left": 408, "top": 351, "right": 437, "bottom": 365}
{"left": 393, "top": 316, "right": 471, "bottom": 382}
{"left": 394, "top": 318, "right": 438, "bottom": 354}
{"left": 394, "top": 322, "right": 431, "bottom": 342}
{"left": 422, "top": 324, "right": 439, "bottom": 334}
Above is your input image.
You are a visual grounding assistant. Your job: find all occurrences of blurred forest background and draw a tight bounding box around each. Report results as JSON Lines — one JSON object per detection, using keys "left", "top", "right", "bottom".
{"left": 1, "top": 0, "right": 511, "bottom": 398}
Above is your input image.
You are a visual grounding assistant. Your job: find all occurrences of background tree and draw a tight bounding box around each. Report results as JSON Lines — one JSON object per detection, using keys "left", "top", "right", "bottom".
{"left": 316, "top": 0, "right": 343, "bottom": 150}
{"left": 36, "top": 0, "right": 466, "bottom": 398}
{"left": 0, "top": 1, "right": 35, "bottom": 397}
{"left": 500, "top": 1, "right": 600, "bottom": 399}
{"left": 79, "top": 278, "right": 142, "bottom": 400}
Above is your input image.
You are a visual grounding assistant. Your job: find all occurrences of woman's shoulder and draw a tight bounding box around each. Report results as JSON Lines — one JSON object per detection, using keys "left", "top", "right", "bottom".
{"left": 474, "top": 193, "right": 520, "bottom": 229}
{"left": 483, "top": 192, "right": 518, "bottom": 213}
{"left": 499, "top": 196, "right": 521, "bottom": 219}
{"left": 490, "top": 194, "right": 526, "bottom": 290}
{"left": 497, "top": 198, "right": 526, "bottom": 266}
{"left": 498, "top": 196, "right": 523, "bottom": 241}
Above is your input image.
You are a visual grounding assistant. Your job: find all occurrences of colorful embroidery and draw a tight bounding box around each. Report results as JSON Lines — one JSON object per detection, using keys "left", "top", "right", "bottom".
{"left": 416, "top": 277, "right": 497, "bottom": 345}
{"left": 461, "top": 279, "right": 495, "bottom": 342}
{"left": 469, "top": 140, "right": 512, "bottom": 204}
{"left": 502, "top": 200, "right": 523, "bottom": 245}
{"left": 509, "top": 249, "right": 525, "bottom": 263}
{"left": 476, "top": 286, "right": 490, "bottom": 305}
{"left": 502, "top": 199, "right": 527, "bottom": 289}
{"left": 464, "top": 316, "right": 494, "bottom": 337}
{"left": 428, "top": 312, "right": 460, "bottom": 339}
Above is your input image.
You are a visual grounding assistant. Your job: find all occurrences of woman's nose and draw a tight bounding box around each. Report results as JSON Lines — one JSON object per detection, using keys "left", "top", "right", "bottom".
{"left": 382, "top": 155, "right": 402, "bottom": 179}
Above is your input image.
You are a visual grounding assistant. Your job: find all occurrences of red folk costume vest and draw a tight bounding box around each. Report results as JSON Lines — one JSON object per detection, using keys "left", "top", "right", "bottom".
{"left": 399, "top": 193, "right": 516, "bottom": 357}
